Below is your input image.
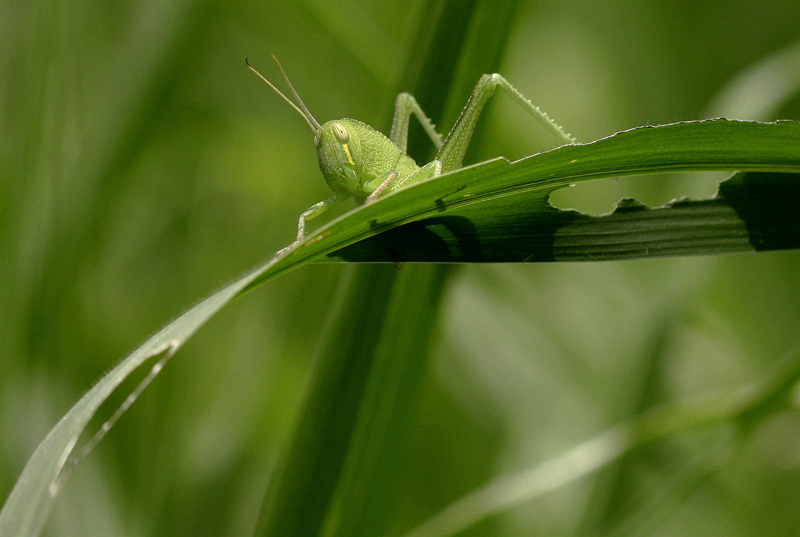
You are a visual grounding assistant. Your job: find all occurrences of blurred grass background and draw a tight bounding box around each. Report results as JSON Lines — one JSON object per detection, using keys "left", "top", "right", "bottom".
{"left": 2, "top": 0, "right": 800, "bottom": 536}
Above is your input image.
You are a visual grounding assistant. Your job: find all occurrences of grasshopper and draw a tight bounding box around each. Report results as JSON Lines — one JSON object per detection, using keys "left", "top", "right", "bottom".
{"left": 247, "top": 55, "right": 575, "bottom": 254}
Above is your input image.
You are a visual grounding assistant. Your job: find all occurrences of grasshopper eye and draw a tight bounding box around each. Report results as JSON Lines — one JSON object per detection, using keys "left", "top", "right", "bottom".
{"left": 332, "top": 122, "right": 350, "bottom": 144}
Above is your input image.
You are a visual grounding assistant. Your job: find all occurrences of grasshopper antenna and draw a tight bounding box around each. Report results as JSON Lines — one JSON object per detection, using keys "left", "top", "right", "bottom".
{"left": 246, "top": 55, "right": 323, "bottom": 134}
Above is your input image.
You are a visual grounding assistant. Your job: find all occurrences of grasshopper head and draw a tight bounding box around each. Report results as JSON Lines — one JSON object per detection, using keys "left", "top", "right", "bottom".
{"left": 247, "top": 55, "right": 364, "bottom": 198}
{"left": 315, "top": 119, "right": 364, "bottom": 195}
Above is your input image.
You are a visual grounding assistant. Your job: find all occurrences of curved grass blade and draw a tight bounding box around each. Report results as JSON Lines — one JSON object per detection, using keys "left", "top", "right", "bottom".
{"left": 3, "top": 118, "right": 798, "bottom": 536}
{"left": 329, "top": 170, "right": 800, "bottom": 262}
{"left": 246, "top": 119, "right": 800, "bottom": 278}
{"left": 0, "top": 269, "right": 262, "bottom": 537}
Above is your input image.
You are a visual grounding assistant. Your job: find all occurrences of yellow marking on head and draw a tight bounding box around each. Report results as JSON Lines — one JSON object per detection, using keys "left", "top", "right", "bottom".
{"left": 342, "top": 144, "right": 355, "bottom": 165}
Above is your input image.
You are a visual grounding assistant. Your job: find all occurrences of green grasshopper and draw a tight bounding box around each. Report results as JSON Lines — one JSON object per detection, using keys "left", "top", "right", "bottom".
{"left": 247, "top": 55, "right": 576, "bottom": 254}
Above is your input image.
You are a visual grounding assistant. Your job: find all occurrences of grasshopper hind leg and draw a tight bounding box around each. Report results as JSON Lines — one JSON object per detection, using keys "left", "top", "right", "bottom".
{"left": 437, "top": 73, "right": 576, "bottom": 173}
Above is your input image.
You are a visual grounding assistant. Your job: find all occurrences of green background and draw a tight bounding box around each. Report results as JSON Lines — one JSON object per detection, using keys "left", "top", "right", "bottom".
{"left": 2, "top": 0, "right": 800, "bottom": 535}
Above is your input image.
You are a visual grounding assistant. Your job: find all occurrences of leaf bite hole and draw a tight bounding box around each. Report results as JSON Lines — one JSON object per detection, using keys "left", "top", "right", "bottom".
{"left": 548, "top": 173, "right": 723, "bottom": 215}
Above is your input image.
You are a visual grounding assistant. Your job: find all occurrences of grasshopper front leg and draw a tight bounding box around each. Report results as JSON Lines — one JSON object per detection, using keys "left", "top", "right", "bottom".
{"left": 365, "top": 159, "right": 443, "bottom": 203}
{"left": 295, "top": 194, "right": 347, "bottom": 242}
{"left": 390, "top": 93, "right": 444, "bottom": 152}
{"left": 276, "top": 194, "right": 345, "bottom": 256}
{"left": 360, "top": 94, "right": 445, "bottom": 203}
